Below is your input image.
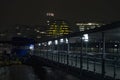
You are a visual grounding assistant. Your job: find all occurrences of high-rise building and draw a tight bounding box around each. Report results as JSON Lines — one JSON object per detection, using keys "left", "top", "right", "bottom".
{"left": 76, "top": 22, "right": 104, "bottom": 31}
{"left": 46, "top": 20, "right": 72, "bottom": 38}
{"left": 46, "top": 12, "right": 55, "bottom": 26}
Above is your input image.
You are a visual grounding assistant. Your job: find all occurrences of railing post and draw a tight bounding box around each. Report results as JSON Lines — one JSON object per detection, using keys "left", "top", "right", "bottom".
{"left": 102, "top": 32, "right": 105, "bottom": 79}
{"left": 67, "top": 38, "right": 69, "bottom": 65}
{"left": 94, "top": 56, "right": 96, "bottom": 73}
{"left": 86, "top": 41, "right": 89, "bottom": 71}
{"left": 113, "top": 57, "right": 116, "bottom": 80}
{"left": 57, "top": 39, "right": 60, "bottom": 62}
{"left": 52, "top": 40, "right": 54, "bottom": 61}
{"left": 80, "top": 36, "right": 83, "bottom": 70}
{"left": 46, "top": 43, "right": 48, "bottom": 59}
{"left": 87, "top": 55, "right": 89, "bottom": 71}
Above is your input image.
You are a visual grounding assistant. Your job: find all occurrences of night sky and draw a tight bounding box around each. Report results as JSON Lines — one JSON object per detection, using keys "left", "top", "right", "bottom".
{"left": 0, "top": 0, "right": 120, "bottom": 25}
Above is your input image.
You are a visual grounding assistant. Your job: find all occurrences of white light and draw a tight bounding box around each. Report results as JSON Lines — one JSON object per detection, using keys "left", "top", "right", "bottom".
{"left": 40, "top": 32, "right": 46, "bottom": 34}
{"left": 38, "top": 43, "right": 41, "bottom": 46}
{"left": 114, "top": 44, "right": 117, "bottom": 47}
{"left": 47, "top": 21, "right": 50, "bottom": 23}
{"left": 83, "top": 34, "right": 89, "bottom": 42}
{"left": 65, "top": 38, "right": 68, "bottom": 43}
{"left": 17, "top": 33, "right": 21, "bottom": 35}
{"left": 46, "top": 13, "right": 54, "bottom": 17}
{"left": 48, "top": 41, "right": 52, "bottom": 45}
{"left": 29, "top": 44, "right": 34, "bottom": 50}
{"left": 36, "top": 30, "right": 39, "bottom": 32}
{"left": 88, "top": 23, "right": 92, "bottom": 25}
{"left": 55, "top": 40, "right": 58, "bottom": 45}
{"left": 60, "top": 39, "right": 64, "bottom": 43}
{"left": 82, "top": 37, "right": 85, "bottom": 40}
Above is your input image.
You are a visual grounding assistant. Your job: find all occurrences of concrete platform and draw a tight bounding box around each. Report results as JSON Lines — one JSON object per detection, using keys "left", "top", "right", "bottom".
{"left": 0, "top": 65, "right": 39, "bottom": 80}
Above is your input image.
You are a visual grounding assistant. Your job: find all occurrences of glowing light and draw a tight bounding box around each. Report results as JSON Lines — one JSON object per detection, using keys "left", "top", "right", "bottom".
{"left": 88, "top": 23, "right": 92, "bottom": 25}
{"left": 60, "top": 39, "right": 64, "bottom": 43}
{"left": 29, "top": 44, "right": 34, "bottom": 50}
{"left": 46, "top": 13, "right": 54, "bottom": 17}
{"left": 83, "top": 34, "right": 89, "bottom": 42}
{"left": 47, "top": 20, "right": 50, "bottom": 23}
{"left": 65, "top": 38, "right": 68, "bottom": 43}
{"left": 40, "top": 32, "right": 46, "bottom": 34}
{"left": 48, "top": 41, "right": 52, "bottom": 45}
{"left": 36, "top": 30, "right": 40, "bottom": 32}
{"left": 17, "top": 33, "right": 21, "bottom": 35}
{"left": 114, "top": 44, "right": 117, "bottom": 47}
{"left": 38, "top": 43, "right": 41, "bottom": 46}
{"left": 55, "top": 40, "right": 58, "bottom": 45}
{"left": 42, "top": 43, "right": 44, "bottom": 45}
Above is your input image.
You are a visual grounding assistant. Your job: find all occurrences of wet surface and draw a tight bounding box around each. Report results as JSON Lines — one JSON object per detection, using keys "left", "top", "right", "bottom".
{"left": 0, "top": 65, "right": 79, "bottom": 80}
{"left": 0, "top": 65, "right": 39, "bottom": 80}
{"left": 42, "top": 67, "right": 79, "bottom": 80}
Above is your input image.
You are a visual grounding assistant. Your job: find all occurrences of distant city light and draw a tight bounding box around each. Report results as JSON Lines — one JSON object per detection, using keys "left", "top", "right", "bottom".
{"left": 88, "top": 23, "right": 92, "bottom": 25}
{"left": 42, "top": 43, "right": 44, "bottom": 45}
{"left": 76, "top": 22, "right": 103, "bottom": 31}
{"left": 38, "top": 43, "right": 41, "bottom": 46}
{"left": 83, "top": 34, "right": 89, "bottom": 42}
{"left": 36, "top": 30, "right": 40, "bottom": 32}
{"left": 114, "top": 44, "right": 117, "bottom": 47}
{"left": 47, "top": 20, "right": 50, "bottom": 23}
{"left": 48, "top": 41, "right": 52, "bottom": 45}
{"left": 65, "top": 38, "right": 68, "bottom": 43}
{"left": 37, "top": 36, "right": 41, "bottom": 38}
{"left": 17, "top": 33, "right": 21, "bottom": 35}
{"left": 55, "top": 40, "right": 58, "bottom": 45}
{"left": 46, "top": 13, "right": 54, "bottom": 17}
{"left": 29, "top": 44, "right": 34, "bottom": 50}
{"left": 40, "top": 32, "right": 46, "bottom": 34}
{"left": 60, "top": 38, "right": 64, "bottom": 43}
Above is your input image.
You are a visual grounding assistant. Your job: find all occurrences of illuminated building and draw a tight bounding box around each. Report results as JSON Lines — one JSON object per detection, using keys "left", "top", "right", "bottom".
{"left": 46, "top": 13, "right": 54, "bottom": 17}
{"left": 76, "top": 22, "right": 104, "bottom": 31}
{"left": 46, "top": 12, "right": 55, "bottom": 26}
{"left": 47, "top": 20, "right": 72, "bottom": 38}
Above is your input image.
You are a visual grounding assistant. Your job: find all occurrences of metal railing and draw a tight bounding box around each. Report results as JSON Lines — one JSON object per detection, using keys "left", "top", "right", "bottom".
{"left": 34, "top": 23, "right": 120, "bottom": 80}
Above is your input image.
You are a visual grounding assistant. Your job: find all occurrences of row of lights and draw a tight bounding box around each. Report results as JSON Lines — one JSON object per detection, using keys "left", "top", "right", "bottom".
{"left": 38, "top": 38, "right": 69, "bottom": 46}
{"left": 46, "top": 13, "right": 54, "bottom": 17}
{"left": 15, "top": 26, "right": 47, "bottom": 39}
{"left": 38, "top": 34, "right": 88, "bottom": 46}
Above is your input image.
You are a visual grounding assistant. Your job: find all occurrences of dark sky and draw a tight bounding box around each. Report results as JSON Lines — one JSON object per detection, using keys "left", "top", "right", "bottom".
{"left": 0, "top": 0, "right": 120, "bottom": 25}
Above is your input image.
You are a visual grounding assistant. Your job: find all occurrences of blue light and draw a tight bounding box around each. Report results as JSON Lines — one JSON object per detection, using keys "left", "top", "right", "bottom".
{"left": 29, "top": 44, "right": 34, "bottom": 50}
